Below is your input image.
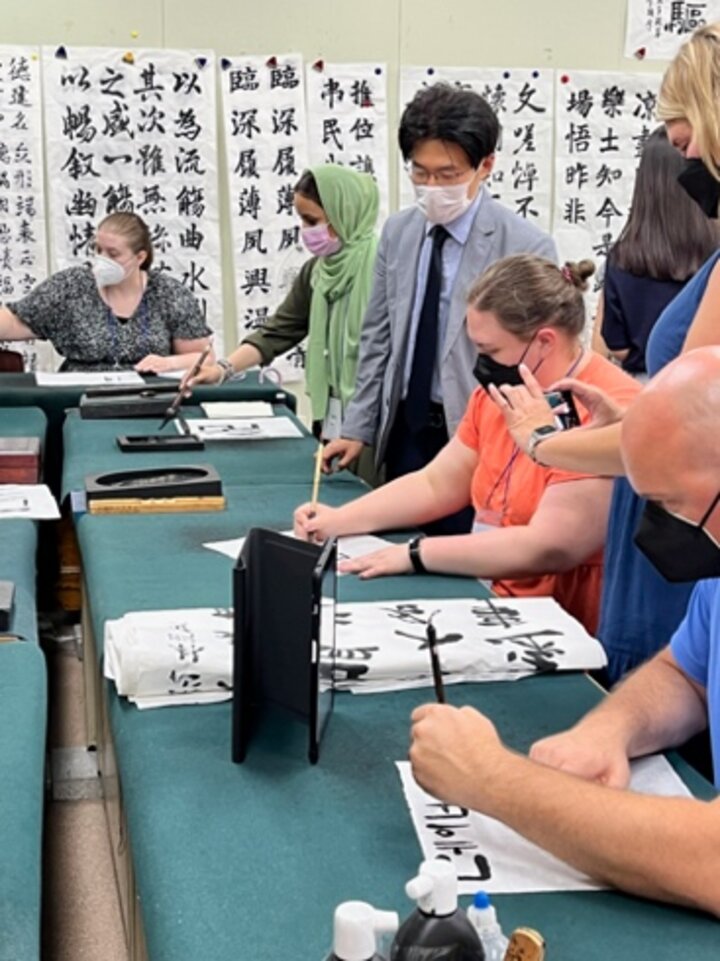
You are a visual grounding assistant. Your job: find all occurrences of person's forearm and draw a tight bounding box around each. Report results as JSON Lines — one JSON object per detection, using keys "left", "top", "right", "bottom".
{"left": 574, "top": 651, "right": 708, "bottom": 759}
{"left": 0, "top": 306, "right": 34, "bottom": 341}
{"left": 330, "top": 471, "right": 456, "bottom": 536}
{"left": 535, "top": 422, "right": 624, "bottom": 475}
{"left": 419, "top": 526, "right": 581, "bottom": 580}
{"left": 477, "top": 749, "right": 720, "bottom": 915}
{"left": 226, "top": 342, "right": 264, "bottom": 372}
{"left": 171, "top": 346, "right": 216, "bottom": 370}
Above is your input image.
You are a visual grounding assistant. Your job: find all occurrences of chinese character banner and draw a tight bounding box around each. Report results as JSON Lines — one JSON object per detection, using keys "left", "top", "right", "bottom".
{"left": 305, "top": 61, "right": 390, "bottom": 222}
{"left": 41, "top": 45, "right": 224, "bottom": 353}
{"left": 553, "top": 69, "right": 663, "bottom": 303}
{"left": 220, "top": 52, "right": 309, "bottom": 381}
{"left": 0, "top": 45, "right": 49, "bottom": 371}
{"left": 399, "top": 67, "right": 555, "bottom": 232}
{"left": 624, "top": 0, "right": 720, "bottom": 60}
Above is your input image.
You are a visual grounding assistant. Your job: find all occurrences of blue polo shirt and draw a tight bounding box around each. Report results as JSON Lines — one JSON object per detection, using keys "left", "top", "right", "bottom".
{"left": 670, "top": 578, "right": 720, "bottom": 787}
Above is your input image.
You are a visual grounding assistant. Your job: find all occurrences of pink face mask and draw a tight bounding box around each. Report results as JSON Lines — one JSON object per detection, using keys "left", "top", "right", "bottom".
{"left": 301, "top": 224, "right": 343, "bottom": 257}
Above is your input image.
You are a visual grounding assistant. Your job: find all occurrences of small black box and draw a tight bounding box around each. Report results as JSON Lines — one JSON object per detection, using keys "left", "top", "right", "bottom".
{"left": 79, "top": 387, "right": 178, "bottom": 419}
{"left": 0, "top": 581, "right": 15, "bottom": 633}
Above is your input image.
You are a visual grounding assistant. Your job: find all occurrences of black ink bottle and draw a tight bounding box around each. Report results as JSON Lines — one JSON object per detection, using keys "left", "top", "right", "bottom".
{"left": 391, "top": 860, "right": 485, "bottom": 961}
{"left": 326, "top": 901, "right": 399, "bottom": 961}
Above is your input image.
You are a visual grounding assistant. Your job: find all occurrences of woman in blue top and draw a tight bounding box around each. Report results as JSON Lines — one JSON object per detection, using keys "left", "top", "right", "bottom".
{"left": 489, "top": 23, "right": 720, "bottom": 683}
{"left": 598, "top": 251, "right": 720, "bottom": 681}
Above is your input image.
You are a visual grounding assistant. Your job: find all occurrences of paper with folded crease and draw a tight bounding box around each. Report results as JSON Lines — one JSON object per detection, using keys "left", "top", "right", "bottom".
{"left": 104, "top": 608, "right": 234, "bottom": 709}
{"left": 104, "top": 596, "right": 606, "bottom": 708}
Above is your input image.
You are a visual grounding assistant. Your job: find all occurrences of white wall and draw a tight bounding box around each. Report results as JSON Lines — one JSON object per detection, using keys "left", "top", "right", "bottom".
{"left": 3, "top": 0, "right": 668, "bottom": 378}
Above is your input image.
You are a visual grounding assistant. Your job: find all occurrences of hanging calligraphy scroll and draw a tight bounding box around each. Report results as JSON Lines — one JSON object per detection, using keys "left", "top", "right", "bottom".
{"left": 0, "top": 46, "right": 50, "bottom": 371}
{"left": 624, "top": 0, "right": 720, "bottom": 60}
{"left": 553, "top": 69, "right": 663, "bottom": 306}
{"left": 305, "top": 61, "right": 389, "bottom": 222}
{"left": 220, "top": 53, "right": 309, "bottom": 381}
{"left": 42, "top": 45, "right": 224, "bottom": 353}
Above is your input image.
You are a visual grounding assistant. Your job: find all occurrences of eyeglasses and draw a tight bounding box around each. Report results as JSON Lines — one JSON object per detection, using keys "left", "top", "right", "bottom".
{"left": 406, "top": 162, "right": 475, "bottom": 186}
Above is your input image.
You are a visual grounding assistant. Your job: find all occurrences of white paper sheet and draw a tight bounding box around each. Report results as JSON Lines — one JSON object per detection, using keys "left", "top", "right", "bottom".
{"left": 624, "top": 0, "right": 720, "bottom": 60}
{"left": 104, "top": 607, "right": 234, "bottom": 708}
{"left": 0, "top": 484, "right": 60, "bottom": 519}
{"left": 35, "top": 370, "right": 144, "bottom": 386}
{"left": 200, "top": 401, "right": 275, "bottom": 418}
{"left": 332, "top": 596, "right": 606, "bottom": 692}
{"left": 179, "top": 416, "right": 303, "bottom": 440}
{"left": 397, "top": 755, "right": 692, "bottom": 894}
{"left": 203, "top": 530, "right": 392, "bottom": 577}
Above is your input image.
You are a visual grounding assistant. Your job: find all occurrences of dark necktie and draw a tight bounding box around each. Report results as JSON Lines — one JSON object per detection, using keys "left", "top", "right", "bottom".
{"left": 405, "top": 225, "right": 450, "bottom": 434}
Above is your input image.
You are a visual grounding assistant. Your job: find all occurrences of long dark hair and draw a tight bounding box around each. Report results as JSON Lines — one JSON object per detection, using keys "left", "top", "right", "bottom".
{"left": 294, "top": 170, "right": 322, "bottom": 208}
{"left": 610, "top": 125, "right": 718, "bottom": 281}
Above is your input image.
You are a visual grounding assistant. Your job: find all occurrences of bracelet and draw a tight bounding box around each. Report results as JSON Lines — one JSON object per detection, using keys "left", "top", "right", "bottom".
{"left": 216, "top": 358, "right": 235, "bottom": 384}
{"left": 408, "top": 534, "right": 427, "bottom": 575}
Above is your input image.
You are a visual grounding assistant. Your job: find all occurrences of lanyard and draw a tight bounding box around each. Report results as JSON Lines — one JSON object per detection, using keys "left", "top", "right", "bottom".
{"left": 483, "top": 348, "right": 586, "bottom": 515}
{"left": 106, "top": 297, "right": 150, "bottom": 369}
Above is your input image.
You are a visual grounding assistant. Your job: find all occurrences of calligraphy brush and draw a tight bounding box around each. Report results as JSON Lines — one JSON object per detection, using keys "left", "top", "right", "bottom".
{"left": 309, "top": 442, "right": 324, "bottom": 517}
{"left": 158, "top": 344, "right": 212, "bottom": 431}
{"left": 426, "top": 610, "right": 445, "bottom": 703}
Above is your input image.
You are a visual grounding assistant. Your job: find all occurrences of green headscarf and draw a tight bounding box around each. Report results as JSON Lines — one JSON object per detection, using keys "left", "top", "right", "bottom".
{"left": 305, "top": 164, "right": 380, "bottom": 422}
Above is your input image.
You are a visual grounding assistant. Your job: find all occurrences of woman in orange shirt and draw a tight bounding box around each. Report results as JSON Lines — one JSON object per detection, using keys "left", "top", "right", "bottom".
{"left": 294, "top": 254, "right": 639, "bottom": 632}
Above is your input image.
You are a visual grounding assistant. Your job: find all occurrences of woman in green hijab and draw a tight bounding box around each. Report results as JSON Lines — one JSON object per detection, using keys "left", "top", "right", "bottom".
{"left": 193, "top": 164, "right": 379, "bottom": 444}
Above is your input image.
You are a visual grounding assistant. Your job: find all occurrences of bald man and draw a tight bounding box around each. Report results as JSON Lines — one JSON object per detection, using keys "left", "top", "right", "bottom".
{"left": 409, "top": 348, "right": 720, "bottom": 916}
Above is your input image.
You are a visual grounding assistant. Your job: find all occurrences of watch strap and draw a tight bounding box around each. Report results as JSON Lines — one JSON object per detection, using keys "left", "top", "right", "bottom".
{"left": 408, "top": 534, "right": 427, "bottom": 574}
{"left": 528, "top": 425, "right": 559, "bottom": 463}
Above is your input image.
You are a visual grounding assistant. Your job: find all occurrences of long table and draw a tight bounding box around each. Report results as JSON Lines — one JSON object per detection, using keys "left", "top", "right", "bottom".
{"left": 61, "top": 407, "right": 330, "bottom": 499}
{"left": 65, "top": 414, "right": 719, "bottom": 961}
{"left": 0, "top": 371, "right": 297, "bottom": 496}
{"left": 0, "top": 642, "right": 47, "bottom": 961}
{"left": 0, "top": 407, "right": 48, "bottom": 961}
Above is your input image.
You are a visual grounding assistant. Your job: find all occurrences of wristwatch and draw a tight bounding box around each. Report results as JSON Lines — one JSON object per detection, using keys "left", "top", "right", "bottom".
{"left": 408, "top": 534, "right": 427, "bottom": 574}
{"left": 527, "top": 425, "right": 559, "bottom": 463}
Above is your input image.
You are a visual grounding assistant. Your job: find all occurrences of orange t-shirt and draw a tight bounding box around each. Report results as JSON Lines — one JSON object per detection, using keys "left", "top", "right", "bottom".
{"left": 455, "top": 353, "right": 640, "bottom": 634}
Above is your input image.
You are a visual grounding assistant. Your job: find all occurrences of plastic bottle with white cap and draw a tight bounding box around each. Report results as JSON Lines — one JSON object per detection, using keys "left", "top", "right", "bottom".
{"left": 327, "top": 900, "right": 399, "bottom": 961}
{"left": 390, "top": 859, "right": 485, "bottom": 960}
{"left": 466, "top": 892, "right": 508, "bottom": 961}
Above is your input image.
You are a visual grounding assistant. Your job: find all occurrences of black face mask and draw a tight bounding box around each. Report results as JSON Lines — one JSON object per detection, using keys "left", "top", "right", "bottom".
{"left": 473, "top": 338, "right": 535, "bottom": 392}
{"left": 634, "top": 492, "right": 720, "bottom": 583}
{"left": 677, "top": 159, "right": 720, "bottom": 219}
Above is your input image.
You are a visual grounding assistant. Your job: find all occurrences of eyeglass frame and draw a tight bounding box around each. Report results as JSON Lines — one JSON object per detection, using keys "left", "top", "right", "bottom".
{"left": 405, "top": 160, "right": 477, "bottom": 186}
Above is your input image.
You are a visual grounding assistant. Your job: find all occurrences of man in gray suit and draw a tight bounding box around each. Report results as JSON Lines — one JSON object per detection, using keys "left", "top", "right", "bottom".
{"left": 323, "top": 83, "right": 557, "bottom": 533}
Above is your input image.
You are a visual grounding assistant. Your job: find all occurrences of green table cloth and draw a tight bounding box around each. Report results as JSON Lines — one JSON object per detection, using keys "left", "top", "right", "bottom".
{"left": 74, "top": 483, "right": 718, "bottom": 961}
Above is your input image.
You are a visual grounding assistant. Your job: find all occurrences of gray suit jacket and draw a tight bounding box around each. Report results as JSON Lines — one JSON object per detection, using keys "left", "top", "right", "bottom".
{"left": 341, "top": 187, "right": 558, "bottom": 464}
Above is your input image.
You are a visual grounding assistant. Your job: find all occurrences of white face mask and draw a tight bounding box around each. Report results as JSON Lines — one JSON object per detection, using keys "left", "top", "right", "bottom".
{"left": 413, "top": 180, "right": 474, "bottom": 225}
{"left": 92, "top": 255, "right": 126, "bottom": 287}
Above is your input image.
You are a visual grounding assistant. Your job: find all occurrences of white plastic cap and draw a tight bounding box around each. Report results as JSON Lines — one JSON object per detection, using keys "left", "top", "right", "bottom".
{"left": 333, "top": 901, "right": 399, "bottom": 961}
{"left": 404, "top": 859, "right": 458, "bottom": 917}
{"left": 468, "top": 902, "right": 499, "bottom": 931}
